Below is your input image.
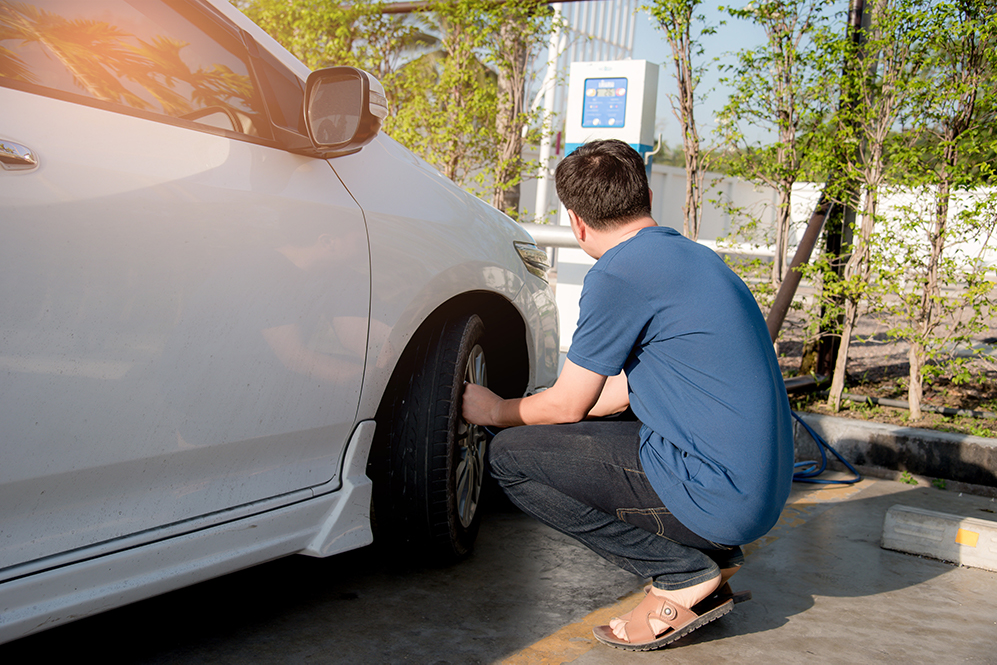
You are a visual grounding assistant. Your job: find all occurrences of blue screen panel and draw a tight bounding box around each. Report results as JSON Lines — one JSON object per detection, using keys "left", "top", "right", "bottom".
{"left": 581, "top": 77, "right": 628, "bottom": 128}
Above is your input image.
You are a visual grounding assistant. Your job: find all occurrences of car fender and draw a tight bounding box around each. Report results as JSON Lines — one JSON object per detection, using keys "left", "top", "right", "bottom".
{"left": 329, "top": 134, "right": 557, "bottom": 420}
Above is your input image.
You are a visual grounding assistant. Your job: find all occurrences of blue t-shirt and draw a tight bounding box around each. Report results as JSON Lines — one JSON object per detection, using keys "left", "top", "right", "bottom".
{"left": 567, "top": 226, "right": 793, "bottom": 545}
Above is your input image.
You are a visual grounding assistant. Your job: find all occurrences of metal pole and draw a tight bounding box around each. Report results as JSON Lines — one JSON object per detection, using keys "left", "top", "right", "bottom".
{"left": 765, "top": 193, "right": 834, "bottom": 342}
{"left": 763, "top": 0, "right": 866, "bottom": 364}
{"left": 814, "top": 0, "right": 866, "bottom": 375}
{"left": 534, "top": 3, "right": 563, "bottom": 223}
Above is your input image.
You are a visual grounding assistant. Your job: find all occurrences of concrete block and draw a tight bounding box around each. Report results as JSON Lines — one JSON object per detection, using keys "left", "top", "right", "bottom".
{"left": 882, "top": 504, "right": 997, "bottom": 572}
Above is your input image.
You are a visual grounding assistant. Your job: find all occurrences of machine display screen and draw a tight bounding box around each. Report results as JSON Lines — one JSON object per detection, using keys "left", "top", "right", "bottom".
{"left": 581, "top": 77, "right": 628, "bottom": 128}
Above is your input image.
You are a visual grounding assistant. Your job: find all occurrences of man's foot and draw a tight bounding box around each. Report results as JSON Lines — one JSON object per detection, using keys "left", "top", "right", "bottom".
{"left": 716, "top": 565, "right": 751, "bottom": 604}
{"left": 609, "top": 575, "right": 719, "bottom": 639}
{"left": 720, "top": 565, "right": 740, "bottom": 586}
{"left": 593, "top": 577, "right": 733, "bottom": 651}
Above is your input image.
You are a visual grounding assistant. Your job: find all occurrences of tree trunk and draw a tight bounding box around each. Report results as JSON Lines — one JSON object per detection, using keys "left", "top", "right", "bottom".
{"left": 772, "top": 185, "right": 793, "bottom": 285}
{"left": 907, "top": 339, "right": 925, "bottom": 421}
{"left": 828, "top": 295, "right": 858, "bottom": 412}
{"left": 662, "top": 9, "right": 702, "bottom": 241}
{"left": 491, "top": 16, "right": 528, "bottom": 217}
{"left": 679, "top": 60, "right": 702, "bottom": 241}
{"left": 827, "top": 186, "right": 877, "bottom": 410}
{"left": 682, "top": 126, "right": 701, "bottom": 240}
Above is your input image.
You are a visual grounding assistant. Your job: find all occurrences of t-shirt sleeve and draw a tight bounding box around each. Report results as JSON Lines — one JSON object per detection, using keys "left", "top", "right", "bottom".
{"left": 566, "top": 269, "right": 651, "bottom": 376}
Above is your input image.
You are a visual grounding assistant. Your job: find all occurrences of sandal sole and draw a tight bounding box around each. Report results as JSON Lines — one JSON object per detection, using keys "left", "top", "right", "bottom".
{"left": 592, "top": 595, "right": 734, "bottom": 652}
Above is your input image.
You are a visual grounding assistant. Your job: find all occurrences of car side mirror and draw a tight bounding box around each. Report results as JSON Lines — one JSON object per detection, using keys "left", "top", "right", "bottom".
{"left": 304, "top": 67, "right": 388, "bottom": 157}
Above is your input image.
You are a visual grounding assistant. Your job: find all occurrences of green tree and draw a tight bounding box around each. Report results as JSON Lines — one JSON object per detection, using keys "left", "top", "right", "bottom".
{"left": 825, "top": 0, "right": 932, "bottom": 412}
{"left": 875, "top": 0, "right": 997, "bottom": 420}
{"left": 234, "top": 0, "right": 422, "bottom": 77}
{"left": 716, "top": 0, "right": 837, "bottom": 290}
{"left": 646, "top": 0, "right": 714, "bottom": 240}
{"left": 487, "top": 0, "right": 555, "bottom": 218}
{"left": 233, "top": 0, "right": 424, "bottom": 121}
{"left": 235, "top": 0, "right": 554, "bottom": 209}
{"left": 388, "top": 0, "right": 554, "bottom": 198}
{"left": 388, "top": 0, "right": 497, "bottom": 187}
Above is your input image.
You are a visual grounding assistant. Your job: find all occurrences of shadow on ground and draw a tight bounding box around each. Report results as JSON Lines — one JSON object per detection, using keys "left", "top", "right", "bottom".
{"left": 2, "top": 482, "right": 995, "bottom": 664}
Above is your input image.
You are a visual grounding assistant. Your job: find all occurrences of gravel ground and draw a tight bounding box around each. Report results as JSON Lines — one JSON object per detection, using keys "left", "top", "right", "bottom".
{"left": 775, "top": 307, "right": 997, "bottom": 437}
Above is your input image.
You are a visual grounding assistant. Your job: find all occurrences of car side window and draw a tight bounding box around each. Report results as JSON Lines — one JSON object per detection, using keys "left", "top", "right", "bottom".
{"left": 0, "top": 0, "right": 271, "bottom": 139}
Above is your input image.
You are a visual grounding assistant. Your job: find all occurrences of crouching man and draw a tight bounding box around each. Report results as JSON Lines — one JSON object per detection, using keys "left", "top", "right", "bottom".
{"left": 462, "top": 139, "right": 794, "bottom": 651}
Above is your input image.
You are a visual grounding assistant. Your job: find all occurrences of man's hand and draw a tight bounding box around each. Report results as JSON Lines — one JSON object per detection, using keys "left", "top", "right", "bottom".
{"left": 459, "top": 359, "right": 620, "bottom": 429}
{"left": 462, "top": 382, "right": 503, "bottom": 427}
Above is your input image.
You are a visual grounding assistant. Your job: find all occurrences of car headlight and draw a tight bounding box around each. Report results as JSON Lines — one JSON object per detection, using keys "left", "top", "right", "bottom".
{"left": 514, "top": 241, "right": 551, "bottom": 283}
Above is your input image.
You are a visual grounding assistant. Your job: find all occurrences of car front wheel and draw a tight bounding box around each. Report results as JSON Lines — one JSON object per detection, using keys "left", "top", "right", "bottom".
{"left": 370, "top": 313, "right": 491, "bottom": 560}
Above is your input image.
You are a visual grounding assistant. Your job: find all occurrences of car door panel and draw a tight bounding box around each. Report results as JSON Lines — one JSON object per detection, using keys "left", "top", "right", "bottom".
{"left": 0, "top": 86, "right": 369, "bottom": 573}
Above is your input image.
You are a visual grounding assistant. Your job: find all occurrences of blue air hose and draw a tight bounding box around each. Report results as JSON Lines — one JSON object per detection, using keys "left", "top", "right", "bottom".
{"left": 792, "top": 411, "right": 862, "bottom": 484}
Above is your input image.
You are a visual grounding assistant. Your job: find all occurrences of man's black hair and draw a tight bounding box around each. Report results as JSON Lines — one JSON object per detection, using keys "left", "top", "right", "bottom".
{"left": 554, "top": 139, "right": 651, "bottom": 230}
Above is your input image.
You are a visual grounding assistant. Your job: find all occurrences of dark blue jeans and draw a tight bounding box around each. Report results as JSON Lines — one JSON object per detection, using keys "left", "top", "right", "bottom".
{"left": 488, "top": 417, "right": 743, "bottom": 590}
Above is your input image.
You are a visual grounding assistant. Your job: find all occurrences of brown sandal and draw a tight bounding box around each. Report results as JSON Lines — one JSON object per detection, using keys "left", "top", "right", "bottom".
{"left": 618, "top": 580, "right": 751, "bottom": 622}
{"left": 592, "top": 587, "right": 734, "bottom": 651}
{"left": 714, "top": 581, "right": 752, "bottom": 605}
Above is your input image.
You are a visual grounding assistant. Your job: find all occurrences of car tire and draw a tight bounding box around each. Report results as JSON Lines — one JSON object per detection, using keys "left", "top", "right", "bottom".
{"left": 370, "top": 313, "right": 490, "bottom": 560}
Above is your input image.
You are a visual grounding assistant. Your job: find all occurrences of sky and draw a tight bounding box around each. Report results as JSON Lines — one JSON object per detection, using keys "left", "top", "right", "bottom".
{"left": 628, "top": 1, "right": 849, "bottom": 148}
{"left": 630, "top": 5, "right": 766, "bottom": 147}
{"left": 378, "top": 0, "right": 850, "bottom": 148}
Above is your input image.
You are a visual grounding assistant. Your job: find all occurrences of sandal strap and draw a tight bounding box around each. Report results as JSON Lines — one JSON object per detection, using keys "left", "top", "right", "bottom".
{"left": 624, "top": 592, "right": 698, "bottom": 644}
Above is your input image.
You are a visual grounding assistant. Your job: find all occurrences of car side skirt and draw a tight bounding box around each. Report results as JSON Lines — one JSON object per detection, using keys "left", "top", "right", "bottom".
{"left": 0, "top": 422, "right": 375, "bottom": 645}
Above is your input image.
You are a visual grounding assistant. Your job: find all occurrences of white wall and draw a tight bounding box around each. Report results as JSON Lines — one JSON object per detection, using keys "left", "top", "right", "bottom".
{"left": 519, "top": 160, "right": 996, "bottom": 350}
{"left": 520, "top": 160, "right": 784, "bottom": 244}
{"left": 521, "top": 160, "right": 995, "bottom": 266}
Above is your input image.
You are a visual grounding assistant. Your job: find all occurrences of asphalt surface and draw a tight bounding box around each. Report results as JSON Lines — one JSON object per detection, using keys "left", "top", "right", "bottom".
{"left": 2, "top": 474, "right": 996, "bottom": 664}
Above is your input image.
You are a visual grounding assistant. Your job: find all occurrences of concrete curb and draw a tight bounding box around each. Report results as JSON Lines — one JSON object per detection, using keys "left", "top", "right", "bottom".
{"left": 882, "top": 504, "right": 997, "bottom": 573}
{"left": 793, "top": 412, "right": 997, "bottom": 497}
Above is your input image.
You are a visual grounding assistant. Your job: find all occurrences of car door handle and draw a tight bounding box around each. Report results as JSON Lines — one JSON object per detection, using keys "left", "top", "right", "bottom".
{"left": 0, "top": 139, "right": 38, "bottom": 171}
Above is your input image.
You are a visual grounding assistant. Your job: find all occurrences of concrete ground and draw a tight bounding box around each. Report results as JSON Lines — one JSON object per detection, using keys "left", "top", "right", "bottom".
{"left": 2, "top": 475, "right": 995, "bottom": 663}
{"left": 562, "top": 477, "right": 997, "bottom": 665}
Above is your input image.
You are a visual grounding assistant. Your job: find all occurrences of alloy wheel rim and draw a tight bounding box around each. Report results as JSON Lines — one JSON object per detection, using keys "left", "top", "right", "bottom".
{"left": 456, "top": 343, "right": 487, "bottom": 529}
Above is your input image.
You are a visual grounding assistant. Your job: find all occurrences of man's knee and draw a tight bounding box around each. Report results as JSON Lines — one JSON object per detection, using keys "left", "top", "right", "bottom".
{"left": 487, "top": 428, "right": 518, "bottom": 483}
{"left": 488, "top": 426, "right": 544, "bottom": 485}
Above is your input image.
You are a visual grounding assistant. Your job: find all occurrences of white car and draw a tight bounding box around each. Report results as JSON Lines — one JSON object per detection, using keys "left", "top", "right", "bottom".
{"left": 0, "top": 0, "right": 558, "bottom": 644}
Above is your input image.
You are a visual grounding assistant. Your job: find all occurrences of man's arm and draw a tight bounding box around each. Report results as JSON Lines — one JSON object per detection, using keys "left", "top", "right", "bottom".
{"left": 587, "top": 370, "right": 630, "bottom": 418}
{"left": 462, "top": 359, "right": 627, "bottom": 427}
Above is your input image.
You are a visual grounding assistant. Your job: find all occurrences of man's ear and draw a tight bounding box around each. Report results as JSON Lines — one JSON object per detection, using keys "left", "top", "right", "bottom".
{"left": 567, "top": 210, "right": 586, "bottom": 242}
